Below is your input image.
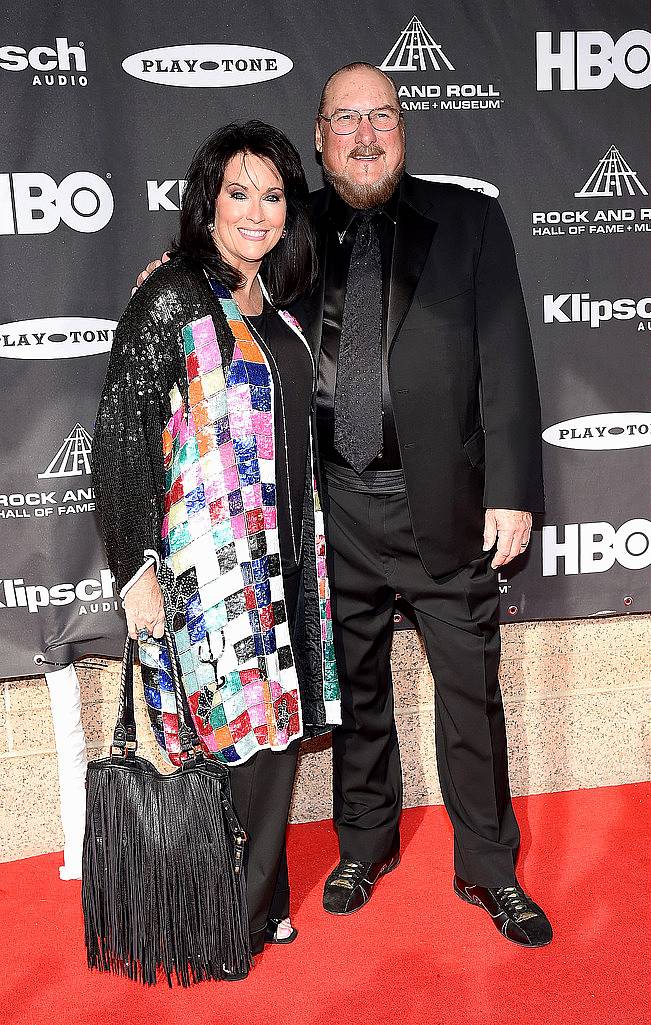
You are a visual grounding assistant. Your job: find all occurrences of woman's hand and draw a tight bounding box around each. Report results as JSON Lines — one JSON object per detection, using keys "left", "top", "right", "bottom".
{"left": 123, "top": 565, "right": 165, "bottom": 639}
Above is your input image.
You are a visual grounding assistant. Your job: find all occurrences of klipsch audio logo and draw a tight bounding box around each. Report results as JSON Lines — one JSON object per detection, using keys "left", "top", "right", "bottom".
{"left": 0, "top": 571, "right": 118, "bottom": 616}
{"left": 532, "top": 146, "right": 651, "bottom": 240}
{"left": 0, "top": 37, "right": 87, "bottom": 86}
{"left": 0, "top": 424, "right": 96, "bottom": 522}
{"left": 542, "top": 519, "right": 651, "bottom": 575}
{"left": 378, "top": 16, "right": 503, "bottom": 113}
{"left": 414, "top": 174, "right": 499, "bottom": 197}
{"left": 147, "top": 179, "right": 187, "bottom": 211}
{"left": 0, "top": 318, "right": 116, "bottom": 357}
{"left": 122, "top": 44, "right": 292, "bottom": 87}
{"left": 542, "top": 293, "right": 651, "bottom": 331}
{"left": 536, "top": 31, "right": 651, "bottom": 91}
{"left": 543, "top": 413, "right": 651, "bottom": 450}
{"left": 0, "top": 173, "right": 114, "bottom": 235}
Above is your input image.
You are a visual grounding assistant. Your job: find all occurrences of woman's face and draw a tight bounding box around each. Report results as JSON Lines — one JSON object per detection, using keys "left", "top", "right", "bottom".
{"left": 212, "top": 151, "right": 287, "bottom": 277}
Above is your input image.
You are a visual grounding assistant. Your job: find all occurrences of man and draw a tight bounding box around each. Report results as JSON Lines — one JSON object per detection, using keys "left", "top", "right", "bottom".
{"left": 137, "top": 62, "right": 552, "bottom": 948}
{"left": 300, "top": 63, "right": 551, "bottom": 949}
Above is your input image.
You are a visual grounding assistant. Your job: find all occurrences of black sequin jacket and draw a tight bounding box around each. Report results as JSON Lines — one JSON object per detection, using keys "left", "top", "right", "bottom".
{"left": 91, "top": 256, "right": 338, "bottom": 733}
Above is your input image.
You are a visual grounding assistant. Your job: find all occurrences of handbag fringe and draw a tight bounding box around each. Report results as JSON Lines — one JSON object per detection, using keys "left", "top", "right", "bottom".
{"left": 82, "top": 760, "right": 251, "bottom": 986}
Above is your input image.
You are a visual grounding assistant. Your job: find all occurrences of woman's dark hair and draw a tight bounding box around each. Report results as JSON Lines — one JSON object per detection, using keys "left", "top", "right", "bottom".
{"left": 170, "top": 120, "right": 317, "bottom": 305}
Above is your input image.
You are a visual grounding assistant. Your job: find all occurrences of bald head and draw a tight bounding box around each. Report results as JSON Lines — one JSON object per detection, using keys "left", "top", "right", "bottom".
{"left": 318, "top": 62, "right": 400, "bottom": 116}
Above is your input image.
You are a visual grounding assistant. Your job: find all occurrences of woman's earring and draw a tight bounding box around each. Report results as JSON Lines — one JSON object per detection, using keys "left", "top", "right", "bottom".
{"left": 281, "top": 228, "right": 287, "bottom": 239}
{"left": 208, "top": 222, "right": 214, "bottom": 232}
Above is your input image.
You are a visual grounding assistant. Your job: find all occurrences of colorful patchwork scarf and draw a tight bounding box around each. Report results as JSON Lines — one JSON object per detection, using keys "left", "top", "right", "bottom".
{"left": 139, "top": 279, "right": 339, "bottom": 765}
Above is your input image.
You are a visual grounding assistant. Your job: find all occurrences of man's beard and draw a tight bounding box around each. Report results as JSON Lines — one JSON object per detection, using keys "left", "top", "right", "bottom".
{"left": 323, "top": 147, "right": 405, "bottom": 209}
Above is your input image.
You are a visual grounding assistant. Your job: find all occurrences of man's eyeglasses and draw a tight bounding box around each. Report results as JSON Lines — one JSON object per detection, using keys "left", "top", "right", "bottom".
{"left": 319, "top": 107, "right": 403, "bottom": 136}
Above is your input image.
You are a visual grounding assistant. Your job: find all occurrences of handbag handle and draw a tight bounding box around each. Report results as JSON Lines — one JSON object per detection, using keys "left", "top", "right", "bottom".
{"left": 112, "top": 624, "right": 201, "bottom": 761}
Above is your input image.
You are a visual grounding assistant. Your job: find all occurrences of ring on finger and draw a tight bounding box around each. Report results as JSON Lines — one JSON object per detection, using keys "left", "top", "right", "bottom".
{"left": 137, "top": 627, "right": 151, "bottom": 642}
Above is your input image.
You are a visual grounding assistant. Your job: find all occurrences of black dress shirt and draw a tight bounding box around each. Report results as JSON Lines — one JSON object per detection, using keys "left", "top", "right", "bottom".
{"left": 316, "top": 186, "right": 402, "bottom": 470}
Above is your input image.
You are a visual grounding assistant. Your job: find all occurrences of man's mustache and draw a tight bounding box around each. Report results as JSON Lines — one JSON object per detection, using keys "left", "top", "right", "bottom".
{"left": 347, "top": 145, "right": 385, "bottom": 159}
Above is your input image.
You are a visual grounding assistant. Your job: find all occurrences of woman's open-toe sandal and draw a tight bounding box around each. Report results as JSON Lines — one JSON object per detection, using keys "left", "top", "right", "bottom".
{"left": 265, "top": 917, "right": 298, "bottom": 945}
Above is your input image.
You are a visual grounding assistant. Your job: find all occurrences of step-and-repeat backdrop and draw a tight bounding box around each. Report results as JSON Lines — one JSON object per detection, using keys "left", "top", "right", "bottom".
{"left": 1, "top": 2, "right": 649, "bottom": 675}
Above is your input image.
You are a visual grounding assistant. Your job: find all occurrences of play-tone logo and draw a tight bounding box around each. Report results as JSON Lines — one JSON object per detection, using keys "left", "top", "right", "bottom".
{"left": 543, "top": 413, "right": 651, "bottom": 450}
{"left": 0, "top": 37, "right": 87, "bottom": 86}
{"left": 414, "top": 174, "right": 499, "bottom": 197}
{"left": 0, "top": 318, "right": 116, "bottom": 358}
{"left": 122, "top": 44, "right": 292, "bottom": 87}
{"left": 379, "top": 16, "right": 503, "bottom": 113}
{"left": 0, "top": 172, "right": 113, "bottom": 235}
{"left": 536, "top": 30, "right": 651, "bottom": 91}
{"left": 542, "top": 519, "right": 651, "bottom": 575}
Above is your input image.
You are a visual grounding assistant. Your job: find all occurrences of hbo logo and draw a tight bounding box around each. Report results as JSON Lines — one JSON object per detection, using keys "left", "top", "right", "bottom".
{"left": 542, "top": 519, "right": 651, "bottom": 576}
{"left": 536, "top": 30, "right": 651, "bottom": 91}
{"left": 0, "top": 172, "right": 114, "bottom": 234}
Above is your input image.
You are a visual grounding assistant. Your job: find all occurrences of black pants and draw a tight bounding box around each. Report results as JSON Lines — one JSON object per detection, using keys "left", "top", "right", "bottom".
{"left": 229, "top": 739, "right": 300, "bottom": 953}
{"left": 228, "top": 567, "right": 301, "bottom": 954}
{"left": 325, "top": 483, "right": 520, "bottom": 887}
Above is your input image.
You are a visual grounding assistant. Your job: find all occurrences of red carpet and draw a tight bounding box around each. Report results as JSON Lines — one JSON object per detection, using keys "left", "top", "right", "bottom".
{"left": 0, "top": 783, "right": 648, "bottom": 1025}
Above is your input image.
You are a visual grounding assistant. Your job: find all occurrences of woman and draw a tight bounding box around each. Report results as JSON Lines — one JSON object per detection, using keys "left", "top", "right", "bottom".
{"left": 92, "top": 121, "right": 340, "bottom": 961}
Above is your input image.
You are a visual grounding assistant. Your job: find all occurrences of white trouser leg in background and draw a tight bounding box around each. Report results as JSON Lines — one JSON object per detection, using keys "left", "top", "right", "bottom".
{"left": 45, "top": 664, "right": 87, "bottom": 880}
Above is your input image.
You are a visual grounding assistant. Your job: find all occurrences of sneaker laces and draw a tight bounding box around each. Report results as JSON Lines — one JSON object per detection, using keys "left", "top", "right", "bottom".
{"left": 331, "top": 860, "right": 369, "bottom": 889}
{"left": 494, "top": 885, "right": 537, "bottom": 921}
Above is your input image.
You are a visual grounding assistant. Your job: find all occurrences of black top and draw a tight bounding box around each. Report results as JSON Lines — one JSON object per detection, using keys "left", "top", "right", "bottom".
{"left": 316, "top": 186, "right": 402, "bottom": 470}
{"left": 246, "top": 298, "right": 313, "bottom": 576}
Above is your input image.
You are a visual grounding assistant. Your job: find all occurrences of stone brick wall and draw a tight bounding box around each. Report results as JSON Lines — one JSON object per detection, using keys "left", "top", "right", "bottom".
{"left": 1, "top": 615, "right": 649, "bottom": 861}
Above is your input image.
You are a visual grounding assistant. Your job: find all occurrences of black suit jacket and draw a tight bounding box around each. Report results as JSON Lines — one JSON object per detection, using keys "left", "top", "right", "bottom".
{"left": 294, "top": 173, "right": 544, "bottom": 578}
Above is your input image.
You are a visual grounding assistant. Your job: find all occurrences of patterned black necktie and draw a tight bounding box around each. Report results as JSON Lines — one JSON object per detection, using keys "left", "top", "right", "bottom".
{"left": 333, "top": 211, "right": 383, "bottom": 473}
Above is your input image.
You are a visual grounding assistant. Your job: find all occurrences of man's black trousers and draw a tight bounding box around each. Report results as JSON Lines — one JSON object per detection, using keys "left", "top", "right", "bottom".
{"left": 324, "top": 480, "right": 520, "bottom": 887}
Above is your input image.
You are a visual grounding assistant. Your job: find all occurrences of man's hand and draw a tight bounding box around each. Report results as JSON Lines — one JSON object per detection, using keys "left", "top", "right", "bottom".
{"left": 123, "top": 565, "right": 165, "bottom": 639}
{"left": 483, "top": 509, "right": 532, "bottom": 569}
{"left": 132, "top": 251, "right": 171, "bottom": 294}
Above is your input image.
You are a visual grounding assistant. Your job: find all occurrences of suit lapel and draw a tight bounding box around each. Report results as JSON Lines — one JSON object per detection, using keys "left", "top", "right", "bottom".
{"left": 301, "top": 180, "right": 438, "bottom": 357}
{"left": 387, "top": 189, "right": 438, "bottom": 352}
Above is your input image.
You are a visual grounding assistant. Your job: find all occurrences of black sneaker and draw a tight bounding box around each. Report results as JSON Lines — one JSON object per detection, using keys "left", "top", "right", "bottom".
{"left": 454, "top": 875, "right": 553, "bottom": 948}
{"left": 323, "top": 852, "right": 400, "bottom": 915}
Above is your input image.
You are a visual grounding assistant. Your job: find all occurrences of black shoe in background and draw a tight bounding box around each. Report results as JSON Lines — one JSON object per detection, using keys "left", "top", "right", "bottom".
{"left": 323, "top": 852, "right": 400, "bottom": 915}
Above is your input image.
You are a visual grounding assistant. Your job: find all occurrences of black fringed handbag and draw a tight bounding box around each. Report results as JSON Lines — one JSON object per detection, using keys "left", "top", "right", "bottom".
{"left": 81, "top": 627, "right": 251, "bottom": 985}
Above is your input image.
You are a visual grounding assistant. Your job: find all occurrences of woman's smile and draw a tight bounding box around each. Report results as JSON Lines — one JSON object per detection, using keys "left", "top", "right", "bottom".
{"left": 237, "top": 226, "right": 270, "bottom": 240}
